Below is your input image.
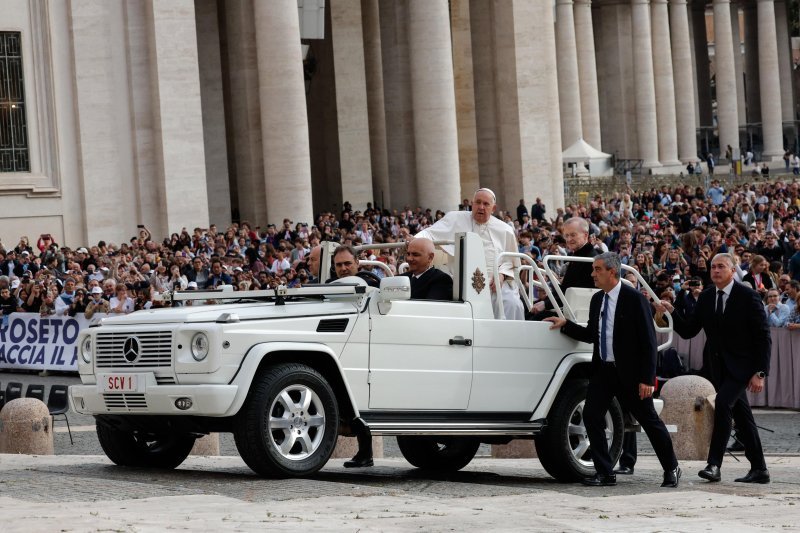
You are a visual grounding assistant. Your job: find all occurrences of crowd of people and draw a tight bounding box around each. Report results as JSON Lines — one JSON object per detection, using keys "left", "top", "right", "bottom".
{"left": 2, "top": 178, "right": 800, "bottom": 327}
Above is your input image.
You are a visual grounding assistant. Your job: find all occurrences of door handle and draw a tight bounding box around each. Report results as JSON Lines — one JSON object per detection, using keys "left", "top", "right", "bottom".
{"left": 449, "top": 336, "right": 472, "bottom": 346}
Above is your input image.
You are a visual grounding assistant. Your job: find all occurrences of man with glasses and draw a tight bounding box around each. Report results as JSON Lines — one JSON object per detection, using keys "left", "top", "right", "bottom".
{"left": 764, "top": 289, "right": 789, "bottom": 327}
{"left": 186, "top": 257, "right": 210, "bottom": 289}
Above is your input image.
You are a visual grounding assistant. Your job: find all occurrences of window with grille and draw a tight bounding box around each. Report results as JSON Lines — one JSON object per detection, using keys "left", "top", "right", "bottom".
{"left": 0, "top": 32, "right": 29, "bottom": 173}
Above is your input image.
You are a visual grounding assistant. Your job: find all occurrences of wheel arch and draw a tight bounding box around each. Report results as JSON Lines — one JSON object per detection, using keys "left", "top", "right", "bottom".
{"left": 225, "top": 342, "right": 359, "bottom": 423}
{"left": 530, "top": 352, "right": 593, "bottom": 421}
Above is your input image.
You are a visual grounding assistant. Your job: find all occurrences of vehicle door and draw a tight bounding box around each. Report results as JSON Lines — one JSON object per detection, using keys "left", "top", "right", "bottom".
{"left": 367, "top": 298, "right": 473, "bottom": 409}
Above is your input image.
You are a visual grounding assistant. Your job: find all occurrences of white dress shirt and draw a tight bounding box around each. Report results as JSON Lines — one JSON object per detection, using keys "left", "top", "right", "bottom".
{"left": 599, "top": 281, "right": 622, "bottom": 363}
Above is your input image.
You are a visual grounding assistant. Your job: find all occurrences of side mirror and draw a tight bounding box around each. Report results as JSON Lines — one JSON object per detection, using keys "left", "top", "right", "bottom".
{"left": 378, "top": 276, "right": 410, "bottom": 303}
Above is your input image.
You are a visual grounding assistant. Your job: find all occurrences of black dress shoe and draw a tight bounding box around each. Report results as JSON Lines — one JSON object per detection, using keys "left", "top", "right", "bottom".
{"left": 613, "top": 466, "right": 634, "bottom": 475}
{"left": 727, "top": 440, "right": 745, "bottom": 452}
{"left": 661, "top": 467, "right": 681, "bottom": 488}
{"left": 734, "top": 468, "right": 770, "bottom": 484}
{"left": 698, "top": 464, "right": 721, "bottom": 482}
{"left": 581, "top": 473, "right": 616, "bottom": 487}
{"left": 343, "top": 455, "right": 374, "bottom": 468}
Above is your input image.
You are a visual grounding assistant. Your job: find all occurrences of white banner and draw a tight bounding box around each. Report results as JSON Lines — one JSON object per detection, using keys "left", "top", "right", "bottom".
{"left": 0, "top": 312, "right": 100, "bottom": 372}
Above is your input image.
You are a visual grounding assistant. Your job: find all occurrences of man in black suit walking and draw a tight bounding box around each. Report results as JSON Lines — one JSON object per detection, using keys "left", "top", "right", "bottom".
{"left": 401, "top": 238, "right": 453, "bottom": 300}
{"left": 546, "top": 252, "right": 680, "bottom": 487}
{"left": 660, "top": 253, "right": 770, "bottom": 484}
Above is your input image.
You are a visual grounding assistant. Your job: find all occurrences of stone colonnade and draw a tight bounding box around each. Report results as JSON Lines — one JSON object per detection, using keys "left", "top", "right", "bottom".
{"left": 55, "top": 0, "right": 800, "bottom": 244}
{"left": 211, "top": 0, "right": 564, "bottom": 220}
{"left": 560, "top": 0, "right": 794, "bottom": 172}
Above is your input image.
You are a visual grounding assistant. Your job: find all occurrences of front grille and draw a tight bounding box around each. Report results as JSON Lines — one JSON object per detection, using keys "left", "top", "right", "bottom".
{"left": 155, "top": 375, "right": 176, "bottom": 385}
{"left": 95, "top": 331, "right": 173, "bottom": 368}
{"left": 103, "top": 393, "right": 148, "bottom": 412}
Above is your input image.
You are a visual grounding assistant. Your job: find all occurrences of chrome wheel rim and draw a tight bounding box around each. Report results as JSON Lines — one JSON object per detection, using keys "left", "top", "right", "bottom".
{"left": 567, "top": 399, "right": 614, "bottom": 468}
{"left": 267, "top": 384, "right": 326, "bottom": 461}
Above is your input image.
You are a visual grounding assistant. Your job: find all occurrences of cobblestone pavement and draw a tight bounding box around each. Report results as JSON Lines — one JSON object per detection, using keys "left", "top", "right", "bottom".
{"left": 2, "top": 371, "right": 800, "bottom": 531}
{"left": 1, "top": 455, "right": 800, "bottom": 532}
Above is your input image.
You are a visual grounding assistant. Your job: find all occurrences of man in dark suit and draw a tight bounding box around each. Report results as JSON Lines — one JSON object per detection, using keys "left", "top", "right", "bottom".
{"left": 660, "top": 253, "right": 770, "bottom": 484}
{"left": 401, "top": 238, "right": 452, "bottom": 300}
{"left": 546, "top": 252, "right": 680, "bottom": 487}
{"left": 531, "top": 217, "right": 597, "bottom": 319}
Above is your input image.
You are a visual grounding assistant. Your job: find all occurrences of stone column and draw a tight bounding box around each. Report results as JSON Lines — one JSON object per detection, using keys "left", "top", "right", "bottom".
{"left": 330, "top": 0, "right": 373, "bottom": 210}
{"left": 253, "top": 0, "right": 314, "bottom": 224}
{"left": 148, "top": 0, "right": 210, "bottom": 231}
{"left": 651, "top": 0, "right": 680, "bottom": 167}
{"left": 692, "top": 1, "right": 713, "bottom": 129}
{"left": 631, "top": 0, "right": 661, "bottom": 168}
{"left": 731, "top": 2, "right": 747, "bottom": 131}
{"left": 574, "top": 0, "right": 602, "bottom": 150}
{"left": 450, "top": 0, "right": 480, "bottom": 198}
{"left": 493, "top": 0, "right": 562, "bottom": 211}
{"left": 669, "top": 0, "right": 698, "bottom": 163}
{"left": 469, "top": 0, "right": 502, "bottom": 195}
{"left": 70, "top": 0, "right": 139, "bottom": 245}
{"left": 380, "top": 0, "right": 417, "bottom": 208}
{"left": 757, "top": 0, "right": 784, "bottom": 159}
{"left": 407, "top": 0, "right": 461, "bottom": 209}
{"left": 223, "top": 0, "right": 266, "bottom": 224}
{"left": 775, "top": 1, "right": 795, "bottom": 125}
{"left": 195, "top": 0, "right": 232, "bottom": 227}
{"left": 361, "top": 0, "right": 391, "bottom": 208}
{"left": 743, "top": 1, "right": 761, "bottom": 124}
{"left": 555, "top": 0, "right": 583, "bottom": 148}
{"left": 712, "top": 0, "right": 740, "bottom": 158}
{"left": 596, "top": 2, "right": 637, "bottom": 160}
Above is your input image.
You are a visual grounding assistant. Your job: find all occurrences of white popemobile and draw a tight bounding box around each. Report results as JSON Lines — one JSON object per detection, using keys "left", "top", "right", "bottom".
{"left": 69, "top": 233, "right": 673, "bottom": 480}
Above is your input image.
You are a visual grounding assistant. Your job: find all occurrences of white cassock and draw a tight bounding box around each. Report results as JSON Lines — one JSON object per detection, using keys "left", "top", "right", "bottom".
{"left": 416, "top": 211, "right": 525, "bottom": 320}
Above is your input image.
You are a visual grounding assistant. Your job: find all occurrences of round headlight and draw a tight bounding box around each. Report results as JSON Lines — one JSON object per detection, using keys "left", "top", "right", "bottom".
{"left": 81, "top": 336, "right": 92, "bottom": 364}
{"left": 190, "top": 333, "right": 209, "bottom": 361}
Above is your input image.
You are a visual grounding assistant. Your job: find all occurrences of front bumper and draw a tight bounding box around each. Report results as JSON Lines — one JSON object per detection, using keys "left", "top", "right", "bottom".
{"left": 69, "top": 383, "right": 240, "bottom": 417}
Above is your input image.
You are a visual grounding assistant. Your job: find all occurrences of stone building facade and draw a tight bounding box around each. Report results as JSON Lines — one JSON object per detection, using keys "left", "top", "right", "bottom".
{"left": 0, "top": 0, "right": 795, "bottom": 246}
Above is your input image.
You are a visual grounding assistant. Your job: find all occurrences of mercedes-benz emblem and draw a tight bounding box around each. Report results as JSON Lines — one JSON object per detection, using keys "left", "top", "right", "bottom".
{"left": 122, "top": 336, "right": 140, "bottom": 363}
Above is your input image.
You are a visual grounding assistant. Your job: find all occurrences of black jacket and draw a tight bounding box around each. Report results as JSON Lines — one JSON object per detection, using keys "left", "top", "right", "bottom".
{"left": 671, "top": 282, "right": 771, "bottom": 383}
{"left": 545, "top": 241, "right": 598, "bottom": 310}
{"left": 561, "top": 282, "right": 658, "bottom": 387}
{"left": 401, "top": 268, "right": 453, "bottom": 301}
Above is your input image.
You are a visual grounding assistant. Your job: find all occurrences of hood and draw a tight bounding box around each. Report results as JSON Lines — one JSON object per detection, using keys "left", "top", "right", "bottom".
{"left": 98, "top": 300, "right": 361, "bottom": 326}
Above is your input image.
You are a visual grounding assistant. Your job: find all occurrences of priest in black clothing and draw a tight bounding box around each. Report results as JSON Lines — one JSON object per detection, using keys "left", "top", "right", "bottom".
{"left": 531, "top": 217, "right": 597, "bottom": 319}
{"left": 402, "top": 238, "right": 453, "bottom": 300}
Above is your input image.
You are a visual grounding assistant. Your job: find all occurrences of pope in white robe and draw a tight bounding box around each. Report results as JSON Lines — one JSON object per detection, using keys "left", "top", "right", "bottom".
{"left": 415, "top": 189, "right": 525, "bottom": 320}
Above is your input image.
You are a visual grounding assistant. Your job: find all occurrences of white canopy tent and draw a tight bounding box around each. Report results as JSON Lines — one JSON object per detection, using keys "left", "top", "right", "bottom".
{"left": 562, "top": 138, "right": 613, "bottom": 177}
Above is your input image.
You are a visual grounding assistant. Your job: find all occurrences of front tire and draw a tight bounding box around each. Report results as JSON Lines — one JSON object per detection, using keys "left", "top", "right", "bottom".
{"left": 397, "top": 436, "right": 480, "bottom": 472}
{"left": 535, "top": 379, "right": 624, "bottom": 482}
{"left": 96, "top": 424, "right": 196, "bottom": 470}
{"left": 234, "top": 363, "right": 339, "bottom": 477}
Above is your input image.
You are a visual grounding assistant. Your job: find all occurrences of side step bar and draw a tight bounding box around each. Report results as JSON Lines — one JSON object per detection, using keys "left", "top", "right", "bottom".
{"left": 367, "top": 421, "right": 545, "bottom": 436}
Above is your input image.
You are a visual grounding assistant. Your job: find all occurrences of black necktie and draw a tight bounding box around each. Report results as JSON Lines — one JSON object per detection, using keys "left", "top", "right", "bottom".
{"left": 716, "top": 290, "right": 725, "bottom": 324}
{"left": 600, "top": 295, "right": 608, "bottom": 361}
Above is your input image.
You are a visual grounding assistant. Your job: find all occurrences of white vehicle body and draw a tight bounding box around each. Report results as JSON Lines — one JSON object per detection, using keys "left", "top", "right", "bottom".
{"left": 70, "top": 232, "right": 672, "bottom": 480}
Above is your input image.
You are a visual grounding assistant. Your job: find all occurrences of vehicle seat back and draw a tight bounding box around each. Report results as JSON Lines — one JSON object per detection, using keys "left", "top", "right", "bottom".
{"left": 563, "top": 287, "right": 598, "bottom": 324}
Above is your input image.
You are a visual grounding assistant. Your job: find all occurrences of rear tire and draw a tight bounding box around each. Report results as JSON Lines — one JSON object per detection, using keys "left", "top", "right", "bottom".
{"left": 96, "top": 424, "right": 196, "bottom": 470}
{"left": 397, "top": 436, "right": 480, "bottom": 472}
{"left": 233, "top": 363, "right": 339, "bottom": 477}
{"left": 535, "top": 380, "right": 624, "bottom": 482}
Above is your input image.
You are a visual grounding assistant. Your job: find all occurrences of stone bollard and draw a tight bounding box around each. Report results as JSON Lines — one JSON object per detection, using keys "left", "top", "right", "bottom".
{"left": 331, "top": 435, "right": 384, "bottom": 460}
{"left": 190, "top": 433, "right": 220, "bottom": 456}
{"left": 491, "top": 440, "right": 537, "bottom": 458}
{"left": 0, "top": 398, "right": 54, "bottom": 455}
{"left": 659, "top": 375, "right": 716, "bottom": 460}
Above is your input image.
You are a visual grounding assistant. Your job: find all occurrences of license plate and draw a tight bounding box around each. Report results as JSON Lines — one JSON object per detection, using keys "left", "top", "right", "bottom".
{"left": 99, "top": 374, "right": 144, "bottom": 393}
